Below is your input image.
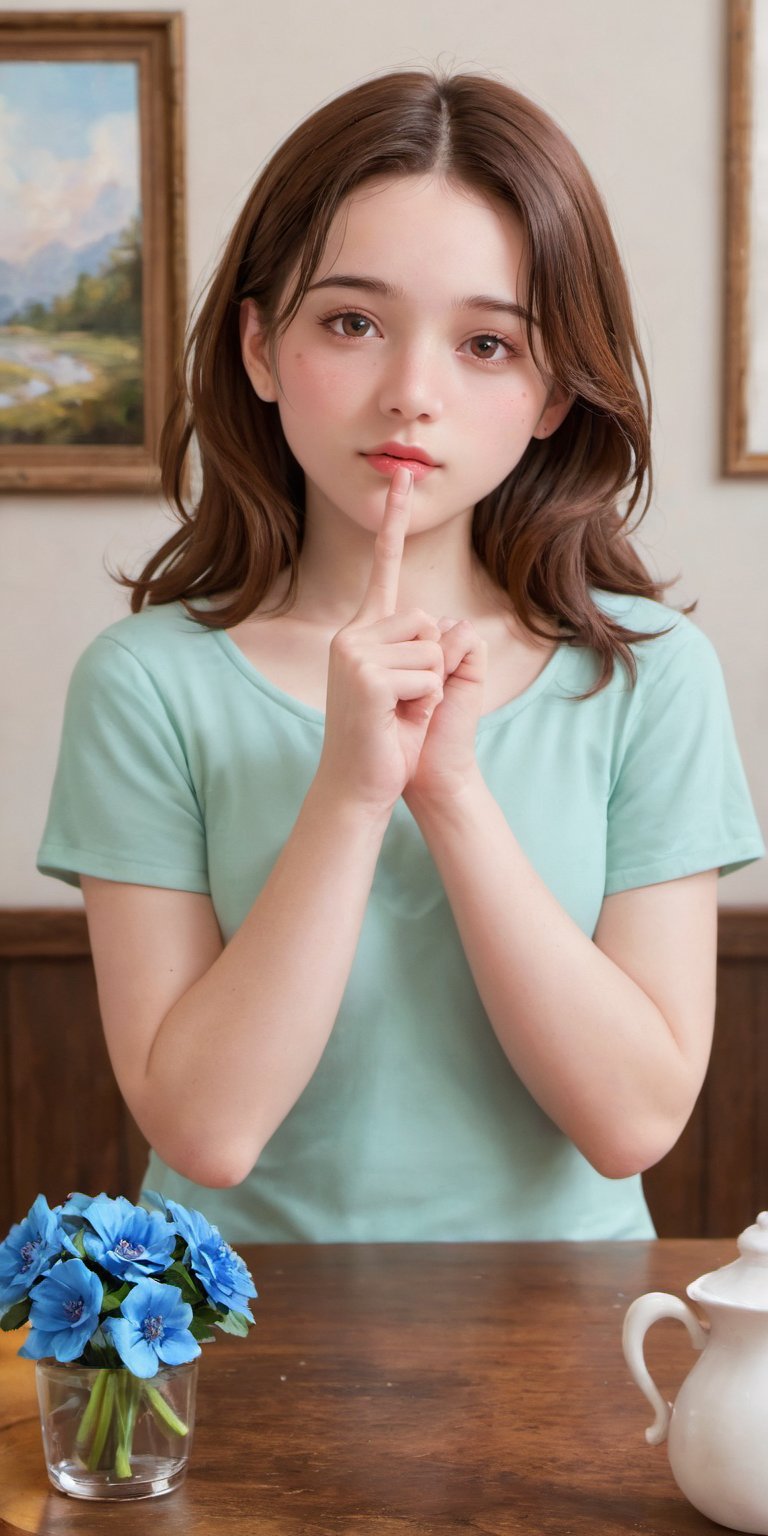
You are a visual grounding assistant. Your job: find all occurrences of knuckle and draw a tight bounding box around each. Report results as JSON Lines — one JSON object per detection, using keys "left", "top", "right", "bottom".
{"left": 411, "top": 607, "right": 436, "bottom": 630}
{"left": 356, "top": 657, "right": 379, "bottom": 688}
{"left": 330, "top": 629, "right": 352, "bottom": 655}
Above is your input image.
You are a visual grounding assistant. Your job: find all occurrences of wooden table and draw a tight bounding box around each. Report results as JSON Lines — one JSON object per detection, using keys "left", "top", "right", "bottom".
{"left": 0, "top": 1239, "right": 736, "bottom": 1535}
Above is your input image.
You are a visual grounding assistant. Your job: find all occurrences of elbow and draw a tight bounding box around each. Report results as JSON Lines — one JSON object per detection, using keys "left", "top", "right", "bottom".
{"left": 134, "top": 1083, "right": 271, "bottom": 1188}
{"left": 166, "top": 1146, "right": 261, "bottom": 1189}
{"left": 147, "top": 1127, "right": 264, "bottom": 1190}
{"left": 580, "top": 1120, "right": 687, "bottom": 1182}
{"left": 577, "top": 1069, "right": 703, "bottom": 1181}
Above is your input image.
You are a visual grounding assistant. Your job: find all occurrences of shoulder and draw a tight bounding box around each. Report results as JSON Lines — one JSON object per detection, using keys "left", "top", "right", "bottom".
{"left": 71, "top": 602, "right": 212, "bottom": 691}
{"left": 90, "top": 601, "right": 205, "bottom": 662}
{"left": 588, "top": 589, "right": 721, "bottom": 689}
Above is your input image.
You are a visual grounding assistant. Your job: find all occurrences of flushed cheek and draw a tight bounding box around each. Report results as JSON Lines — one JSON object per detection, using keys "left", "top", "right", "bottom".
{"left": 282, "top": 351, "right": 358, "bottom": 414}
{"left": 472, "top": 395, "right": 539, "bottom": 455}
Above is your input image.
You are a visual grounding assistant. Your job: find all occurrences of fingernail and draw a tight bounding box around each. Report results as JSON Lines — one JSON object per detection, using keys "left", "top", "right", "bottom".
{"left": 392, "top": 465, "right": 413, "bottom": 493}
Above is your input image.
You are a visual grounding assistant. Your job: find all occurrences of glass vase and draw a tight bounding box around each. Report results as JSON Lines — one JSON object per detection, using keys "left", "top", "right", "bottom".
{"left": 34, "top": 1358, "right": 198, "bottom": 1500}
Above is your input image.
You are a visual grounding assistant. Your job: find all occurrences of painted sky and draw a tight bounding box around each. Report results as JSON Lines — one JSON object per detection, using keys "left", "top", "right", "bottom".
{"left": 0, "top": 62, "right": 140, "bottom": 266}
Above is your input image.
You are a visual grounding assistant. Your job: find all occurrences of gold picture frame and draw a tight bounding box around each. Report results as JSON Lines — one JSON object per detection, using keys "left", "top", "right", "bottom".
{"left": 0, "top": 11, "right": 185, "bottom": 493}
{"left": 725, "top": 0, "right": 768, "bottom": 473}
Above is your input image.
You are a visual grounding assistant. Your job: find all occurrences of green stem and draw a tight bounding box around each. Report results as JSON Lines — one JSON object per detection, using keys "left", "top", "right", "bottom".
{"left": 142, "top": 1382, "right": 189, "bottom": 1438}
{"left": 75, "top": 1368, "right": 108, "bottom": 1451}
{"left": 113, "top": 1372, "right": 141, "bottom": 1479}
{"left": 86, "top": 1370, "right": 117, "bottom": 1471}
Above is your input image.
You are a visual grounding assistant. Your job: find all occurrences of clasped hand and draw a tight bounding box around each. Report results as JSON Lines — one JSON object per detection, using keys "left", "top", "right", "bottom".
{"left": 317, "top": 465, "right": 487, "bottom": 816}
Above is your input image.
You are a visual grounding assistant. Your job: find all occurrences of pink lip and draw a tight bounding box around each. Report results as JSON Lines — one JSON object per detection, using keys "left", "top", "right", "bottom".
{"left": 366, "top": 442, "right": 438, "bottom": 466}
{"left": 364, "top": 453, "right": 437, "bottom": 481}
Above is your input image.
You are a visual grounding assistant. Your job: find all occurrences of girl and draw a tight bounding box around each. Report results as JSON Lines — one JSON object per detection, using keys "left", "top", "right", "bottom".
{"left": 38, "top": 68, "right": 763, "bottom": 1242}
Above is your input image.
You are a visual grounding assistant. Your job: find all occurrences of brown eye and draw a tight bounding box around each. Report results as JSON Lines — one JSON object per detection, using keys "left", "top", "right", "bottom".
{"left": 320, "top": 310, "right": 377, "bottom": 339}
{"left": 339, "top": 314, "right": 370, "bottom": 336}
{"left": 464, "top": 333, "right": 518, "bottom": 363}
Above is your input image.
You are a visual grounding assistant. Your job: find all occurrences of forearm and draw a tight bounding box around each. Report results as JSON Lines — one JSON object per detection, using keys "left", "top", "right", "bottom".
{"left": 405, "top": 772, "right": 697, "bottom": 1178}
{"left": 146, "top": 779, "right": 390, "bottom": 1184}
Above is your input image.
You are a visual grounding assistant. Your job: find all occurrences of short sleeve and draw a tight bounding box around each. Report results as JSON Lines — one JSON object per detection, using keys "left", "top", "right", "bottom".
{"left": 604, "top": 626, "right": 764, "bottom": 894}
{"left": 37, "top": 635, "right": 210, "bottom": 892}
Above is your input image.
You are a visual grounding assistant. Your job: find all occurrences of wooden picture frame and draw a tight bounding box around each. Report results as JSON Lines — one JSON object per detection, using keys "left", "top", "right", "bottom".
{"left": 725, "top": 0, "right": 768, "bottom": 474}
{"left": 0, "top": 11, "right": 185, "bottom": 493}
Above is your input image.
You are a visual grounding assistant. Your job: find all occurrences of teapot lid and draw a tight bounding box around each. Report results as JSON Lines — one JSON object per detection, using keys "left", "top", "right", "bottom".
{"left": 688, "top": 1212, "right": 768, "bottom": 1309}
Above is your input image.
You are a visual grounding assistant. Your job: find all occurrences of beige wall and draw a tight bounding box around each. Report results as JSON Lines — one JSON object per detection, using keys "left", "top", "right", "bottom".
{"left": 2, "top": 0, "right": 765, "bottom": 905}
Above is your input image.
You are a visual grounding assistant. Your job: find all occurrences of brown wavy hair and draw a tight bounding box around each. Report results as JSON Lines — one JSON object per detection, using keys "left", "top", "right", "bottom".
{"left": 121, "top": 66, "right": 691, "bottom": 695}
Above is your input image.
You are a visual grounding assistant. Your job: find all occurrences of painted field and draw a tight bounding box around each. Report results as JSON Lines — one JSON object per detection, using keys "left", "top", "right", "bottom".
{"left": 0, "top": 327, "right": 143, "bottom": 446}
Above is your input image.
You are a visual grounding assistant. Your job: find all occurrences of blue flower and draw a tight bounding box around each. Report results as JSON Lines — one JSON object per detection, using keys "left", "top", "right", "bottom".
{"left": 57, "top": 1192, "right": 97, "bottom": 1231}
{"left": 0, "top": 1195, "right": 64, "bottom": 1309}
{"left": 18, "top": 1257, "right": 102, "bottom": 1362}
{"left": 79, "top": 1195, "right": 176, "bottom": 1282}
{"left": 102, "top": 1278, "right": 200, "bottom": 1378}
{"left": 163, "top": 1199, "right": 257, "bottom": 1315}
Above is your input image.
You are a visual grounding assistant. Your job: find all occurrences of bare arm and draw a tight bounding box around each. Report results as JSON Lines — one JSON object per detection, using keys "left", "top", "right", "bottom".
{"left": 82, "top": 781, "right": 391, "bottom": 1187}
{"left": 404, "top": 770, "right": 718, "bottom": 1179}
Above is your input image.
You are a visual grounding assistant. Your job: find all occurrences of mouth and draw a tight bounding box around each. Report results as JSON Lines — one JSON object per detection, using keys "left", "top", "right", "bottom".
{"left": 365, "top": 442, "right": 439, "bottom": 467}
{"left": 361, "top": 444, "right": 440, "bottom": 481}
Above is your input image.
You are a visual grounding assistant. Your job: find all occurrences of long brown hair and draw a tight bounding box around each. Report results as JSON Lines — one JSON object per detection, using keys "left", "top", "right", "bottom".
{"left": 122, "top": 67, "right": 691, "bottom": 695}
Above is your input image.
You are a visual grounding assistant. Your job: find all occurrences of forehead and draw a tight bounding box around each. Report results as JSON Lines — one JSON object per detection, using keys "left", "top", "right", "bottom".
{"left": 312, "top": 173, "right": 528, "bottom": 295}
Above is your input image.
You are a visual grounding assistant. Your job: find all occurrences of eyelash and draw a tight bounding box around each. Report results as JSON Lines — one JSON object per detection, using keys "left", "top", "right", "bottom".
{"left": 317, "top": 308, "right": 524, "bottom": 365}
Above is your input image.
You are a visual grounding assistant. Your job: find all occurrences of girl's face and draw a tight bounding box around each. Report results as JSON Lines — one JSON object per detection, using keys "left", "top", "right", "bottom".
{"left": 240, "top": 173, "right": 573, "bottom": 537}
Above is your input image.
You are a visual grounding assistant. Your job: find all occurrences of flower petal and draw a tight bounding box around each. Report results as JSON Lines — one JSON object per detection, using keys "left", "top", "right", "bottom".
{"left": 157, "top": 1331, "right": 201, "bottom": 1366}
{"left": 103, "top": 1316, "right": 160, "bottom": 1377}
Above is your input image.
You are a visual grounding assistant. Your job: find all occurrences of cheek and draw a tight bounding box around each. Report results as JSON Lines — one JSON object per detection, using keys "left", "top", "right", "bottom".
{"left": 474, "top": 388, "right": 540, "bottom": 444}
{"left": 281, "top": 349, "right": 358, "bottom": 416}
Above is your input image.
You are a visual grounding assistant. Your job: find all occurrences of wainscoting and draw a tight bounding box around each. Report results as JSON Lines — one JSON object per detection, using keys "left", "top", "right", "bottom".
{"left": 1, "top": 908, "right": 766, "bottom": 1238}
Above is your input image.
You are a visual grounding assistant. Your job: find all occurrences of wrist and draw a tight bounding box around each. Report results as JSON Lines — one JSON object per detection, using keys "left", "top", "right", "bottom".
{"left": 403, "top": 766, "right": 487, "bottom": 826}
{"left": 307, "top": 772, "right": 395, "bottom": 838}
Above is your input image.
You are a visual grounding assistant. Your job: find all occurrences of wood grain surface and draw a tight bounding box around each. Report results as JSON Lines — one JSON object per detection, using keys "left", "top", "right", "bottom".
{"left": 0, "top": 1239, "right": 737, "bottom": 1535}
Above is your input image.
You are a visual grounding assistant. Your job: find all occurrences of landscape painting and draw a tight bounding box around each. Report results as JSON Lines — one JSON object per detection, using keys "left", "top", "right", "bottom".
{"left": 0, "top": 60, "right": 143, "bottom": 449}
{"left": 0, "top": 13, "right": 185, "bottom": 493}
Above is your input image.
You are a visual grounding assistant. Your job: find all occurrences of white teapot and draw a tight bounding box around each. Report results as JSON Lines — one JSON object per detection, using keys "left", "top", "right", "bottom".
{"left": 623, "top": 1213, "right": 768, "bottom": 1533}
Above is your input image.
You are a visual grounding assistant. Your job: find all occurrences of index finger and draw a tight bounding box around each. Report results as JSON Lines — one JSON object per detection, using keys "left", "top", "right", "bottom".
{"left": 356, "top": 465, "right": 413, "bottom": 621}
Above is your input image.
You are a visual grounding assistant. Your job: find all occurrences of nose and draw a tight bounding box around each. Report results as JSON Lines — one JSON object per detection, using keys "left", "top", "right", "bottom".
{"left": 376, "top": 338, "right": 445, "bottom": 421}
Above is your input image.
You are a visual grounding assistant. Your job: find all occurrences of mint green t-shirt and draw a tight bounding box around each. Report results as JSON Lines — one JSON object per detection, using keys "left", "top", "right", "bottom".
{"left": 37, "top": 592, "right": 764, "bottom": 1243}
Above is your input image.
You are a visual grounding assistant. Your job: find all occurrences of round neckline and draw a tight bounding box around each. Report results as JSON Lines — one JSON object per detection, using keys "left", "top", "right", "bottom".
{"left": 213, "top": 627, "right": 327, "bottom": 724}
{"left": 211, "top": 622, "right": 566, "bottom": 730}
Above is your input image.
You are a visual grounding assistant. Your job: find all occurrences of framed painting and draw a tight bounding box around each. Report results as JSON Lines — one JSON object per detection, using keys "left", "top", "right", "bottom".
{"left": 725, "top": 0, "right": 768, "bottom": 474}
{"left": 0, "top": 12, "right": 185, "bottom": 493}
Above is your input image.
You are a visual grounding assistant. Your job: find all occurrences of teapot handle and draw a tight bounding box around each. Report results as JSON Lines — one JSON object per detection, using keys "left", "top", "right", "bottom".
{"left": 622, "top": 1292, "right": 708, "bottom": 1445}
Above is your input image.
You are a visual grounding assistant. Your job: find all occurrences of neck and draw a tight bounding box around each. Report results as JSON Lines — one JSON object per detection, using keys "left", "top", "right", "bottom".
{"left": 283, "top": 496, "right": 512, "bottom": 631}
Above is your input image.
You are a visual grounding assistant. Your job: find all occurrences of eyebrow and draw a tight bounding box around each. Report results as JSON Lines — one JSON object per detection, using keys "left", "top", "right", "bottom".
{"left": 306, "top": 273, "right": 539, "bottom": 327}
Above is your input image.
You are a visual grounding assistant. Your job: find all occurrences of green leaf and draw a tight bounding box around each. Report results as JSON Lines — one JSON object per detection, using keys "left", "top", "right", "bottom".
{"left": 0, "top": 1298, "right": 31, "bottom": 1331}
{"left": 189, "top": 1317, "right": 216, "bottom": 1343}
{"left": 159, "top": 1261, "right": 203, "bottom": 1304}
{"left": 214, "top": 1309, "right": 252, "bottom": 1337}
{"left": 100, "top": 1283, "right": 131, "bottom": 1314}
{"left": 192, "top": 1305, "right": 220, "bottom": 1325}
{"left": 72, "top": 1228, "right": 87, "bottom": 1259}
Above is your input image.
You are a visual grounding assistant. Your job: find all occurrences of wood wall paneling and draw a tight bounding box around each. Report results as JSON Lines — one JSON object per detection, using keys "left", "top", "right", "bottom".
{"left": 0, "top": 913, "right": 148, "bottom": 1233}
{"left": 642, "top": 915, "right": 768, "bottom": 1236}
